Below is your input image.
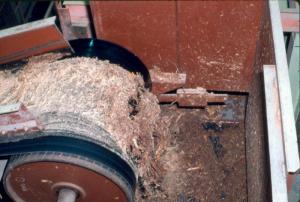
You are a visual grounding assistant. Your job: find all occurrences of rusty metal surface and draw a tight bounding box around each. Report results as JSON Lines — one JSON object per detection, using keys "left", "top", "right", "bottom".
{"left": 158, "top": 87, "right": 228, "bottom": 107}
{"left": 217, "top": 95, "right": 246, "bottom": 125}
{"left": 149, "top": 69, "right": 186, "bottom": 95}
{"left": 0, "top": 17, "right": 69, "bottom": 65}
{"left": 202, "top": 95, "right": 246, "bottom": 126}
{"left": 155, "top": 98, "right": 247, "bottom": 201}
{"left": 90, "top": 1, "right": 177, "bottom": 74}
{"left": 90, "top": 1, "right": 265, "bottom": 93}
{"left": 177, "top": 1, "right": 264, "bottom": 91}
{"left": 245, "top": 3, "right": 275, "bottom": 201}
{"left": 6, "top": 161, "right": 127, "bottom": 202}
{"left": 0, "top": 104, "right": 42, "bottom": 135}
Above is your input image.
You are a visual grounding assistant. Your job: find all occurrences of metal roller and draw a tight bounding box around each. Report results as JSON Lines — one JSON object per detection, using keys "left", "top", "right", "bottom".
{"left": 0, "top": 39, "right": 149, "bottom": 201}
{"left": 3, "top": 151, "right": 134, "bottom": 202}
{"left": 0, "top": 102, "right": 137, "bottom": 202}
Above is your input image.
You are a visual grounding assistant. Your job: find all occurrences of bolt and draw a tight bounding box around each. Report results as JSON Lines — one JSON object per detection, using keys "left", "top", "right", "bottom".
{"left": 57, "top": 188, "right": 77, "bottom": 202}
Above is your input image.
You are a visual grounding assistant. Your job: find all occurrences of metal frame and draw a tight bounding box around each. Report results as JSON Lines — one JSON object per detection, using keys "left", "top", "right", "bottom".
{"left": 264, "top": 65, "right": 288, "bottom": 202}
{"left": 269, "top": 0, "right": 300, "bottom": 174}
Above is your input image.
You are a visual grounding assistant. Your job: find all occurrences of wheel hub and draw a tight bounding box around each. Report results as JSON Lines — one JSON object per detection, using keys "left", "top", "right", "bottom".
{"left": 4, "top": 153, "right": 133, "bottom": 202}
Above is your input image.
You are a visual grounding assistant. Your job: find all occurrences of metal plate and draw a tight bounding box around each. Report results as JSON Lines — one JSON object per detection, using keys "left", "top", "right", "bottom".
{"left": 90, "top": 1, "right": 178, "bottom": 73}
{"left": 90, "top": 1, "right": 266, "bottom": 92}
{"left": 0, "top": 17, "right": 70, "bottom": 65}
{"left": 177, "top": 1, "right": 265, "bottom": 91}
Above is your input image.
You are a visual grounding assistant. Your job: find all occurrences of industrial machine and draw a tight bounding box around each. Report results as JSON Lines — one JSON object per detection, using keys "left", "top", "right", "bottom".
{"left": 0, "top": 1, "right": 299, "bottom": 202}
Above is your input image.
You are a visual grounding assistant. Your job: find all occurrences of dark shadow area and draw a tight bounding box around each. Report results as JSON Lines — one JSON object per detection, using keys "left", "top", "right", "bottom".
{"left": 68, "top": 39, "right": 151, "bottom": 89}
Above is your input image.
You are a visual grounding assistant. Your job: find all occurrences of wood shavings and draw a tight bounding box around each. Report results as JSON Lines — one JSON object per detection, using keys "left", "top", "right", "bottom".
{"left": 0, "top": 54, "right": 167, "bottom": 200}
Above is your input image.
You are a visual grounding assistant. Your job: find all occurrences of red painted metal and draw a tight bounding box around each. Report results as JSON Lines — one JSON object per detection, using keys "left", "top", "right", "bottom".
{"left": 177, "top": 1, "right": 264, "bottom": 91}
{"left": 90, "top": 1, "right": 178, "bottom": 74}
{"left": 90, "top": 1, "right": 266, "bottom": 93}
{"left": 0, "top": 104, "right": 42, "bottom": 135}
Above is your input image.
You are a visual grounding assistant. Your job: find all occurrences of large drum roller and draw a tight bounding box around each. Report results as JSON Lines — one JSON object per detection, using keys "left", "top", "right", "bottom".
{"left": 0, "top": 40, "right": 160, "bottom": 202}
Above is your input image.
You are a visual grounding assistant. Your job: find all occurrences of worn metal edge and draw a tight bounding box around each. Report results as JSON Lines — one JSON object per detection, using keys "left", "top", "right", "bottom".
{"left": 0, "top": 16, "right": 56, "bottom": 38}
{"left": 263, "top": 65, "right": 288, "bottom": 202}
{"left": 269, "top": 0, "right": 300, "bottom": 173}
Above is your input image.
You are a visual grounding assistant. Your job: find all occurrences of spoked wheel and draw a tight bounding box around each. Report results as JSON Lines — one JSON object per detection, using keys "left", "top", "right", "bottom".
{"left": 3, "top": 152, "right": 134, "bottom": 202}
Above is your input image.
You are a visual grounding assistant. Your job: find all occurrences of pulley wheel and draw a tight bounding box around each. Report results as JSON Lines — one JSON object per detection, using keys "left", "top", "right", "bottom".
{"left": 3, "top": 152, "right": 134, "bottom": 202}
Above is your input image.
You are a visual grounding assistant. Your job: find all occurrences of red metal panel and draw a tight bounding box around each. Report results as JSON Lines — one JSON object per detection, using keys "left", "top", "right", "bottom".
{"left": 90, "top": 1, "right": 265, "bottom": 92}
{"left": 90, "top": 1, "right": 178, "bottom": 72}
{"left": 177, "top": 1, "right": 265, "bottom": 92}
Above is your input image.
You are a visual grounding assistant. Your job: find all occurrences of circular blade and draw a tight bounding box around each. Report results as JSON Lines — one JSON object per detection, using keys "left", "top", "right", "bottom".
{"left": 68, "top": 39, "right": 151, "bottom": 88}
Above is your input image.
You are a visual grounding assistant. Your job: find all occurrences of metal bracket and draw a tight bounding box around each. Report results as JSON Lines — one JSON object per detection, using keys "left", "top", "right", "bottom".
{"left": 149, "top": 69, "right": 227, "bottom": 107}
{"left": 158, "top": 87, "right": 228, "bottom": 107}
{"left": 149, "top": 69, "right": 187, "bottom": 95}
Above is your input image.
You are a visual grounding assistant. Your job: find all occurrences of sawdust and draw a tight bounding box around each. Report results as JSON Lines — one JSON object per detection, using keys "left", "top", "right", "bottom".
{"left": 0, "top": 54, "right": 169, "bottom": 200}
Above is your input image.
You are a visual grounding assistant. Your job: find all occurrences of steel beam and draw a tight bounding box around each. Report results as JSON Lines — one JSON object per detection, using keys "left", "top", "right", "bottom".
{"left": 263, "top": 65, "right": 288, "bottom": 202}
{"left": 0, "top": 16, "right": 71, "bottom": 64}
{"left": 269, "top": 0, "right": 300, "bottom": 174}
